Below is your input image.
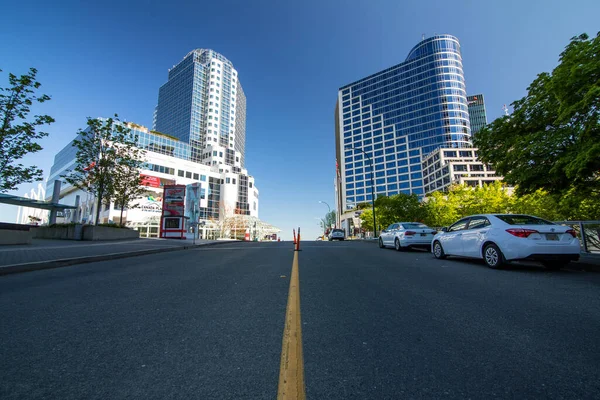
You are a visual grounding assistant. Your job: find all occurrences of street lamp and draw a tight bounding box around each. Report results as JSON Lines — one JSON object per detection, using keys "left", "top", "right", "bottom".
{"left": 344, "top": 146, "right": 377, "bottom": 238}
{"left": 318, "top": 200, "right": 332, "bottom": 228}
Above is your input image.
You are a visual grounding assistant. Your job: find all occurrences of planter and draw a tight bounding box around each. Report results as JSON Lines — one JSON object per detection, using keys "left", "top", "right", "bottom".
{"left": 0, "top": 228, "right": 32, "bottom": 245}
{"left": 33, "top": 225, "right": 82, "bottom": 240}
{"left": 82, "top": 225, "right": 139, "bottom": 241}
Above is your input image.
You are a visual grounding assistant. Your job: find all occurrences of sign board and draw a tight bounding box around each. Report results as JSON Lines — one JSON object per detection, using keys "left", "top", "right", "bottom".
{"left": 160, "top": 185, "right": 186, "bottom": 239}
{"left": 162, "top": 185, "right": 185, "bottom": 217}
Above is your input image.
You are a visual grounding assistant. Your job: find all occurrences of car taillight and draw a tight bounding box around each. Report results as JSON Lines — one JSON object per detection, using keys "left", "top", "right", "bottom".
{"left": 506, "top": 228, "right": 539, "bottom": 238}
{"left": 405, "top": 231, "right": 416, "bottom": 236}
{"left": 566, "top": 229, "right": 577, "bottom": 238}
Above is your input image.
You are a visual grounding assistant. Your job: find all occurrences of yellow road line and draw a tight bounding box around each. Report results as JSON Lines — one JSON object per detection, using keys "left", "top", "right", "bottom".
{"left": 277, "top": 251, "right": 306, "bottom": 399}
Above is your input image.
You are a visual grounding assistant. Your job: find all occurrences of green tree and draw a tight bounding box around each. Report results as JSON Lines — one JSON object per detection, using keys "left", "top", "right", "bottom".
{"left": 474, "top": 33, "right": 600, "bottom": 199}
{"left": 63, "top": 116, "right": 141, "bottom": 225}
{"left": 375, "top": 193, "right": 425, "bottom": 227}
{"left": 320, "top": 210, "right": 336, "bottom": 232}
{"left": 422, "top": 191, "right": 459, "bottom": 228}
{"left": 108, "top": 143, "right": 146, "bottom": 225}
{"left": 359, "top": 208, "right": 374, "bottom": 232}
{"left": 0, "top": 68, "right": 54, "bottom": 192}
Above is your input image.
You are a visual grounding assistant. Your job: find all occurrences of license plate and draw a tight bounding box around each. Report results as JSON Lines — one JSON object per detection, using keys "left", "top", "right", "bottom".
{"left": 420, "top": 233, "right": 427, "bottom": 237}
{"left": 546, "top": 233, "right": 559, "bottom": 241}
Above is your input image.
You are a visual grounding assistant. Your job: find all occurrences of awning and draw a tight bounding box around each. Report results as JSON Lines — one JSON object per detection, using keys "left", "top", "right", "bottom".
{"left": 0, "top": 193, "right": 77, "bottom": 211}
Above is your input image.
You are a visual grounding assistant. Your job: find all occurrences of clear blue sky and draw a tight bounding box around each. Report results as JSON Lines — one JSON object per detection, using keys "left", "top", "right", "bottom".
{"left": 1, "top": 0, "right": 598, "bottom": 240}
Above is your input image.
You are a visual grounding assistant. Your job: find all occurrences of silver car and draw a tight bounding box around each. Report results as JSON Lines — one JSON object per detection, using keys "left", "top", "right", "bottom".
{"left": 379, "top": 222, "right": 438, "bottom": 251}
{"left": 328, "top": 229, "right": 345, "bottom": 241}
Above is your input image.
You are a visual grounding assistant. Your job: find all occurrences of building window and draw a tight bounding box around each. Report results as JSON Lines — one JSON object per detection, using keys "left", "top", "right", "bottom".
{"left": 186, "top": 172, "right": 192, "bottom": 178}
{"left": 193, "top": 173, "right": 199, "bottom": 180}
{"left": 178, "top": 170, "right": 184, "bottom": 177}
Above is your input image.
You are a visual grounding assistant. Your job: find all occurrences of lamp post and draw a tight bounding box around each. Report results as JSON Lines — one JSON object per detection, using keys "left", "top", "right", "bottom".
{"left": 344, "top": 146, "right": 377, "bottom": 238}
{"left": 318, "top": 200, "right": 332, "bottom": 229}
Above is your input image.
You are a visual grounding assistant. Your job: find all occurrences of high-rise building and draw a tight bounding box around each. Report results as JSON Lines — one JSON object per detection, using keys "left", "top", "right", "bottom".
{"left": 44, "top": 49, "right": 277, "bottom": 238}
{"left": 335, "top": 35, "right": 472, "bottom": 212}
{"left": 467, "top": 94, "right": 487, "bottom": 135}
{"left": 153, "top": 49, "right": 247, "bottom": 167}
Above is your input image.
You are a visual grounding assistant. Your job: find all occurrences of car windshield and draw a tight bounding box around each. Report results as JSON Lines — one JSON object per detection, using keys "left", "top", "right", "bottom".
{"left": 495, "top": 215, "right": 555, "bottom": 225}
{"left": 401, "top": 223, "right": 428, "bottom": 229}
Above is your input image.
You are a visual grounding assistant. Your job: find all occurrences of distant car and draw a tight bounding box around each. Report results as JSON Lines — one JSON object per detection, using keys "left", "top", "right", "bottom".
{"left": 316, "top": 236, "right": 323, "bottom": 241}
{"left": 431, "top": 214, "right": 580, "bottom": 269}
{"left": 378, "top": 222, "right": 437, "bottom": 251}
{"left": 328, "top": 229, "right": 345, "bottom": 241}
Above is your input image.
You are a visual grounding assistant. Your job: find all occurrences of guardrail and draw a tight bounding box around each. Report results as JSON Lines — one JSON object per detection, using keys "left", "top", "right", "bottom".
{"left": 555, "top": 221, "right": 600, "bottom": 254}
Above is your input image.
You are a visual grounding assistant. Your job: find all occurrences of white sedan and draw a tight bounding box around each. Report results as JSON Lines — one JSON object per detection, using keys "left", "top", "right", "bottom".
{"left": 378, "top": 222, "right": 438, "bottom": 251}
{"left": 431, "top": 214, "right": 581, "bottom": 269}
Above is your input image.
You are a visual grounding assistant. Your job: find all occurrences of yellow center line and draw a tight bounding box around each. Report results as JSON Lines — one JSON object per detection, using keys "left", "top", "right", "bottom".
{"left": 277, "top": 251, "right": 306, "bottom": 399}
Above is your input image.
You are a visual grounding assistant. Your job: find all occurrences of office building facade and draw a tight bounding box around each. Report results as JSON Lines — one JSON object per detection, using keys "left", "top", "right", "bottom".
{"left": 422, "top": 147, "right": 501, "bottom": 194}
{"left": 153, "top": 49, "right": 247, "bottom": 167}
{"left": 467, "top": 94, "right": 487, "bottom": 135}
{"left": 44, "top": 49, "right": 275, "bottom": 237}
{"left": 335, "top": 35, "right": 472, "bottom": 212}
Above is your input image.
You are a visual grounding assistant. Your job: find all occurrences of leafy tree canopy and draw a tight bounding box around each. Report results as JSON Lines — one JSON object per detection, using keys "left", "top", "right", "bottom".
{"left": 474, "top": 32, "right": 600, "bottom": 197}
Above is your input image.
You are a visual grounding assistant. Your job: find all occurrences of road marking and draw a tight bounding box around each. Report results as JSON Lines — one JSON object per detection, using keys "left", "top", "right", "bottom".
{"left": 277, "top": 251, "right": 305, "bottom": 400}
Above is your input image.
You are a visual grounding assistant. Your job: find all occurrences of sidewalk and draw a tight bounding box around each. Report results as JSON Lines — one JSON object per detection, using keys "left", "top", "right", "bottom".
{"left": 0, "top": 237, "right": 237, "bottom": 275}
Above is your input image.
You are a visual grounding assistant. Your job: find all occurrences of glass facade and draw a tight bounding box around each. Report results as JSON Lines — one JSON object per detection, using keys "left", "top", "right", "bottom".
{"left": 153, "top": 49, "right": 246, "bottom": 167}
{"left": 336, "top": 35, "right": 472, "bottom": 209}
{"left": 467, "top": 94, "right": 487, "bottom": 135}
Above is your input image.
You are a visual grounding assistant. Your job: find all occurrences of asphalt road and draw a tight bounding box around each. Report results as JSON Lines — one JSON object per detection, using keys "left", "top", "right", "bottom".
{"left": 1, "top": 241, "right": 600, "bottom": 399}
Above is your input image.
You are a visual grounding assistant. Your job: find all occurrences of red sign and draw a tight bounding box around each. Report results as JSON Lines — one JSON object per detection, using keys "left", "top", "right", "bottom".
{"left": 140, "top": 174, "right": 161, "bottom": 188}
{"left": 162, "top": 185, "right": 186, "bottom": 217}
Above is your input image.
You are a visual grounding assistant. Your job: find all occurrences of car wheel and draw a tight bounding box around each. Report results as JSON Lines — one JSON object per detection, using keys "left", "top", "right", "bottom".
{"left": 542, "top": 261, "right": 568, "bottom": 270}
{"left": 433, "top": 241, "right": 446, "bottom": 259}
{"left": 378, "top": 238, "right": 384, "bottom": 248}
{"left": 483, "top": 243, "right": 505, "bottom": 269}
{"left": 394, "top": 238, "right": 405, "bottom": 251}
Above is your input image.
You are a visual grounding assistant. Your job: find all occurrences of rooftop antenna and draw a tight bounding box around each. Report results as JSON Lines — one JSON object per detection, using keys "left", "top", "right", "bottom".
{"left": 422, "top": 33, "right": 425, "bottom": 41}
{"left": 502, "top": 104, "right": 509, "bottom": 116}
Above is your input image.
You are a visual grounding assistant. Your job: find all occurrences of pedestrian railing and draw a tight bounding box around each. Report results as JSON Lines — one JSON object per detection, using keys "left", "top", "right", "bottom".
{"left": 555, "top": 221, "right": 600, "bottom": 254}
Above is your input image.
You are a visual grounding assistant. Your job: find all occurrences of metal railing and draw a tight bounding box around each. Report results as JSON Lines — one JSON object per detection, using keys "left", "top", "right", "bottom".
{"left": 554, "top": 221, "right": 600, "bottom": 254}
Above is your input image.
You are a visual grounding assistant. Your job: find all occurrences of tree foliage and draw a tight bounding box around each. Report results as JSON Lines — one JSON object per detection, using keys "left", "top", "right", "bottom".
{"left": 0, "top": 68, "right": 54, "bottom": 192}
{"left": 358, "top": 181, "right": 599, "bottom": 232}
{"left": 109, "top": 143, "right": 145, "bottom": 225}
{"left": 63, "top": 116, "right": 144, "bottom": 225}
{"left": 474, "top": 32, "right": 600, "bottom": 198}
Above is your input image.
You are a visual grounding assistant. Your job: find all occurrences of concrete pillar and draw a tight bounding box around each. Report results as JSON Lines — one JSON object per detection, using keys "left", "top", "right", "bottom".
{"left": 48, "top": 180, "right": 61, "bottom": 225}
{"left": 72, "top": 195, "right": 80, "bottom": 223}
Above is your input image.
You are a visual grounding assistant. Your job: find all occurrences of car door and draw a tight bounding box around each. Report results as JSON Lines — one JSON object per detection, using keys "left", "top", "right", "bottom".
{"left": 461, "top": 216, "right": 491, "bottom": 258}
{"left": 383, "top": 224, "right": 398, "bottom": 245}
{"left": 440, "top": 218, "right": 470, "bottom": 255}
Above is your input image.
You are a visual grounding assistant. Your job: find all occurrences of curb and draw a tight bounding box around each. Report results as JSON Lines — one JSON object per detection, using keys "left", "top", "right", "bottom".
{"left": 0, "top": 240, "right": 240, "bottom": 276}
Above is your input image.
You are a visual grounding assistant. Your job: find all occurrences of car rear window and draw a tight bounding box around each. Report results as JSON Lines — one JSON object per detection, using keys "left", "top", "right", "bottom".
{"left": 332, "top": 229, "right": 344, "bottom": 233}
{"left": 495, "top": 215, "right": 555, "bottom": 225}
{"left": 401, "top": 223, "right": 428, "bottom": 229}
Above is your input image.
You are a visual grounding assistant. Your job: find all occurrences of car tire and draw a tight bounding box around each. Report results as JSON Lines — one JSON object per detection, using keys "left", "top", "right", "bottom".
{"left": 394, "top": 238, "right": 405, "bottom": 252}
{"left": 433, "top": 241, "right": 446, "bottom": 259}
{"left": 378, "top": 238, "right": 384, "bottom": 248}
{"left": 542, "top": 261, "right": 568, "bottom": 270}
{"left": 483, "top": 243, "right": 505, "bottom": 269}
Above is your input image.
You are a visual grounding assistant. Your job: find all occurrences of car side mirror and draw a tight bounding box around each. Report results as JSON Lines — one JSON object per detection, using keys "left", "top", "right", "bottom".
{"left": 381, "top": 229, "right": 387, "bottom": 233}
{"left": 441, "top": 227, "right": 448, "bottom": 232}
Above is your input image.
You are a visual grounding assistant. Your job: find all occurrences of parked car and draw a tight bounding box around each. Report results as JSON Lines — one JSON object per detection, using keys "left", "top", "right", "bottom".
{"left": 431, "top": 214, "right": 580, "bottom": 269}
{"left": 378, "top": 222, "right": 438, "bottom": 251}
{"left": 328, "top": 229, "right": 345, "bottom": 241}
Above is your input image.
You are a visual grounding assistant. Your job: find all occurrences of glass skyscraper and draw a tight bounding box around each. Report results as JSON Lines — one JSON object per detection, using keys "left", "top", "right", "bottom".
{"left": 467, "top": 94, "right": 487, "bottom": 135}
{"left": 335, "top": 35, "right": 472, "bottom": 210}
{"left": 153, "top": 49, "right": 247, "bottom": 167}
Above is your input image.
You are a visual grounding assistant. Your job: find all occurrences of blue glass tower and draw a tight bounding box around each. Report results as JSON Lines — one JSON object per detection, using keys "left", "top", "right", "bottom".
{"left": 335, "top": 35, "right": 472, "bottom": 210}
{"left": 154, "top": 49, "right": 246, "bottom": 167}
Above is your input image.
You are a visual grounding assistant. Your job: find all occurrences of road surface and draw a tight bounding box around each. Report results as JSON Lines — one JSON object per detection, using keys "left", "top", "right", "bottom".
{"left": 1, "top": 241, "right": 599, "bottom": 399}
